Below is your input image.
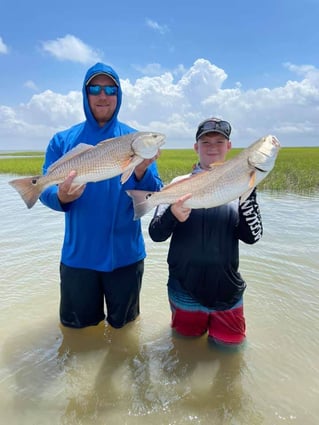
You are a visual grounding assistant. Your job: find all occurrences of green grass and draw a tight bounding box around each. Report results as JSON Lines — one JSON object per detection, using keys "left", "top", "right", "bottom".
{"left": 1, "top": 147, "right": 319, "bottom": 194}
{"left": 0, "top": 157, "right": 44, "bottom": 176}
{"left": 257, "top": 147, "right": 319, "bottom": 193}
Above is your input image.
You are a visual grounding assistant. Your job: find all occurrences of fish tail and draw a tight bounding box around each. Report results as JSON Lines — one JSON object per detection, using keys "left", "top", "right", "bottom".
{"left": 8, "top": 176, "right": 43, "bottom": 209}
{"left": 126, "top": 189, "right": 155, "bottom": 220}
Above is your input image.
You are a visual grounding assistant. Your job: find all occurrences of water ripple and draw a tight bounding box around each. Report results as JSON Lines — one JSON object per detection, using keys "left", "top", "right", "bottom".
{"left": 1, "top": 176, "right": 319, "bottom": 424}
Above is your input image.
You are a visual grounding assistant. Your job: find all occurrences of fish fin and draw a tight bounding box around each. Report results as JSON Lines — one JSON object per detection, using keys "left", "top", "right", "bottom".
{"left": 240, "top": 188, "right": 255, "bottom": 204}
{"left": 208, "top": 161, "right": 224, "bottom": 168}
{"left": 8, "top": 176, "right": 43, "bottom": 209}
{"left": 121, "top": 168, "right": 135, "bottom": 184}
{"left": 126, "top": 189, "right": 156, "bottom": 220}
{"left": 47, "top": 143, "right": 93, "bottom": 173}
{"left": 240, "top": 171, "right": 256, "bottom": 204}
{"left": 67, "top": 183, "right": 85, "bottom": 195}
{"left": 249, "top": 170, "right": 256, "bottom": 188}
{"left": 120, "top": 156, "right": 142, "bottom": 183}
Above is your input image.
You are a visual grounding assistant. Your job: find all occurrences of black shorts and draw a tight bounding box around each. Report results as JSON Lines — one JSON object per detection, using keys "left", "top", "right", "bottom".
{"left": 59, "top": 260, "right": 144, "bottom": 329}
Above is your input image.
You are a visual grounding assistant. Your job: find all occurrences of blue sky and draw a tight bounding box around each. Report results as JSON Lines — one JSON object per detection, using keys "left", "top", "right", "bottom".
{"left": 0, "top": 0, "right": 319, "bottom": 150}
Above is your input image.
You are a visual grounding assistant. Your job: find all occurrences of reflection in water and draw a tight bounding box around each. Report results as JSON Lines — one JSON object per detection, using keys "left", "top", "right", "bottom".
{"left": 57, "top": 321, "right": 263, "bottom": 425}
{"left": 1, "top": 320, "right": 63, "bottom": 423}
{"left": 1, "top": 175, "right": 319, "bottom": 424}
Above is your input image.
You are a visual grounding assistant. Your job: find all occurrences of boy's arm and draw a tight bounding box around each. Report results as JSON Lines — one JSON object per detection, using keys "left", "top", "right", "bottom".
{"left": 236, "top": 188, "right": 263, "bottom": 244}
{"left": 148, "top": 204, "right": 178, "bottom": 242}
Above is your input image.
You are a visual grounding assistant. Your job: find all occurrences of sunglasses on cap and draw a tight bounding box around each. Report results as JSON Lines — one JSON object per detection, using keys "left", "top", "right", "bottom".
{"left": 87, "top": 85, "right": 118, "bottom": 96}
{"left": 196, "top": 119, "right": 231, "bottom": 140}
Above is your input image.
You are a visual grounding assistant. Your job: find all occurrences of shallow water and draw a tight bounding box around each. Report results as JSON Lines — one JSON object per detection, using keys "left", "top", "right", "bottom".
{"left": 1, "top": 175, "right": 319, "bottom": 425}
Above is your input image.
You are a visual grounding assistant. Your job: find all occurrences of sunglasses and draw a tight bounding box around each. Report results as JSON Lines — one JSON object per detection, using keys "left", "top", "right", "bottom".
{"left": 87, "top": 85, "right": 118, "bottom": 96}
{"left": 197, "top": 120, "right": 231, "bottom": 139}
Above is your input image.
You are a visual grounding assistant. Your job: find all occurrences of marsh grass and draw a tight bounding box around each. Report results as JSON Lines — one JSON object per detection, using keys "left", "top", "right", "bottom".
{"left": 1, "top": 147, "right": 318, "bottom": 194}
{"left": 258, "top": 147, "right": 319, "bottom": 193}
{"left": 0, "top": 157, "right": 44, "bottom": 176}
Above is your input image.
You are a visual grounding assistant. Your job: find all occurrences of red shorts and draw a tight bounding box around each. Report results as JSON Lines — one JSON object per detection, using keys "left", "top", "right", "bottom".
{"left": 168, "top": 287, "right": 246, "bottom": 346}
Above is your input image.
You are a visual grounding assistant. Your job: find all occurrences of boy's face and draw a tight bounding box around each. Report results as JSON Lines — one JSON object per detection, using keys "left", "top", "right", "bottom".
{"left": 194, "top": 132, "right": 231, "bottom": 170}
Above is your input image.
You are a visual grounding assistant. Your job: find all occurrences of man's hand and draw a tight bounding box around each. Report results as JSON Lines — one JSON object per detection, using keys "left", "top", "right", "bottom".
{"left": 134, "top": 150, "right": 161, "bottom": 181}
{"left": 57, "top": 170, "right": 86, "bottom": 204}
{"left": 170, "top": 193, "right": 192, "bottom": 222}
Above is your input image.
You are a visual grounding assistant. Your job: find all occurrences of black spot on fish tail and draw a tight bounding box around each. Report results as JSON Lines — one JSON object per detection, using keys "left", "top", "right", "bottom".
{"left": 9, "top": 175, "right": 43, "bottom": 209}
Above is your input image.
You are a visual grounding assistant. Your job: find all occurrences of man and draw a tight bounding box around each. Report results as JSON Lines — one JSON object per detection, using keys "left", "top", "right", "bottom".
{"left": 40, "top": 62, "right": 162, "bottom": 329}
{"left": 148, "top": 117, "right": 262, "bottom": 347}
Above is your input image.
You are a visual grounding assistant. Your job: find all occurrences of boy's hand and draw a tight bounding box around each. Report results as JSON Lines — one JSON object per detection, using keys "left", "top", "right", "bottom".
{"left": 170, "top": 193, "right": 192, "bottom": 222}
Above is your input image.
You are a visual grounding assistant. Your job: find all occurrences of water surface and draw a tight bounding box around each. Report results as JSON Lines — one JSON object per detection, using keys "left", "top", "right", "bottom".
{"left": 1, "top": 175, "right": 319, "bottom": 425}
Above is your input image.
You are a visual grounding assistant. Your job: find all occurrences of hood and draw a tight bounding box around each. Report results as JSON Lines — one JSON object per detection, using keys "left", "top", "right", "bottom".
{"left": 82, "top": 62, "right": 123, "bottom": 132}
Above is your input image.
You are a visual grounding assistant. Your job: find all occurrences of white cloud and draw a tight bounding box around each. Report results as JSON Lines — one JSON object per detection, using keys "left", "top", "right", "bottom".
{"left": 0, "top": 58, "right": 319, "bottom": 150}
{"left": 41, "top": 34, "right": 102, "bottom": 64}
{"left": 24, "top": 80, "right": 39, "bottom": 91}
{"left": 133, "top": 63, "right": 166, "bottom": 76}
{"left": 20, "top": 90, "right": 84, "bottom": 127}
{"left": 0, "top": 36, "right": 8, "bottom": 54}
{"left": 284, "top": 62, "right": 316, "bottom": 76}
{"left": 0, "top": 91, "right": 84, "bottom": 150}
{"left": 145, "top": 18, "right": 169, "bottom": 35}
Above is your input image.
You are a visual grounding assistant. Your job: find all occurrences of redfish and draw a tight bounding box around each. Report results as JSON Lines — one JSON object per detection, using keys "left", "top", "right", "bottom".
{"left": 127, "top": 135, "right": 280, "bottom": 220}
{"left": 9, "top": 131, "right": 165, "bottom": 209}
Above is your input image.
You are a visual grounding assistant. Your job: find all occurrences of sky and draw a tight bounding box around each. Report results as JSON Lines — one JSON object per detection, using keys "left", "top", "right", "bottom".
{"left": 0, "top": 0, "right": 319, "bottom": 150}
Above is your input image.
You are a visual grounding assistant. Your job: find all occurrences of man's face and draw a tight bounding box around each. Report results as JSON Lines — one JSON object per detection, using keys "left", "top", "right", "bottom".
{"left": 87, "top": 74, "right": 118, "bottom": 127}
{"left": 194, "top": 132, "right": 231, "bottom": 169}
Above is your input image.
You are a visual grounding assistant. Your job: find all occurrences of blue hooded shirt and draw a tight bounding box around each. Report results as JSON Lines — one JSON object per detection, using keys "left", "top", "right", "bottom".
{"left": 40, "top": 63, "right": 163, "bottom": 271}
